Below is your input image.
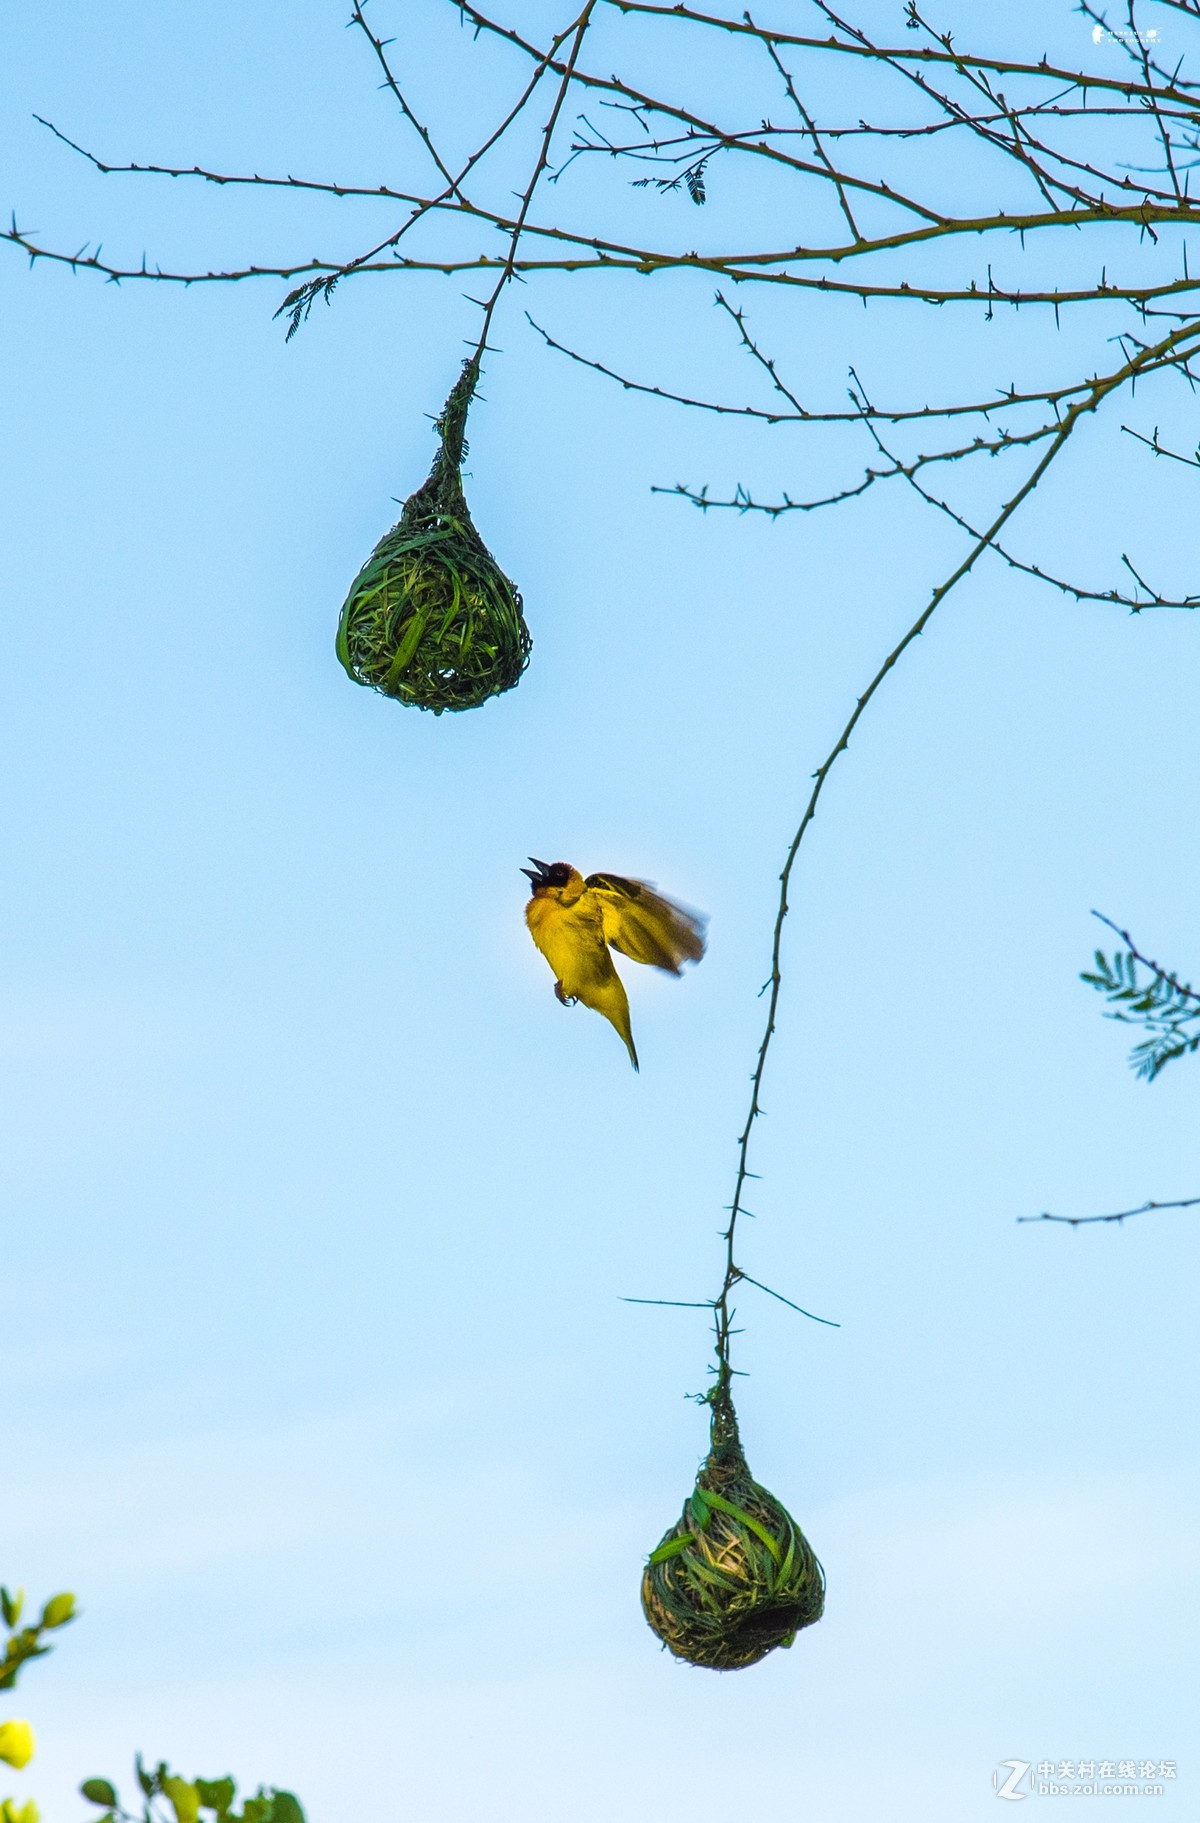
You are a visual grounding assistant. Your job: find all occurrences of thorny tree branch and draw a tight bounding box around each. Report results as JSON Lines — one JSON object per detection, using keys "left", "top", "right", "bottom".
{"left": 526, "top": 305, "right": 1132, "bottom": 426}
{"left": 1122, "top": 422, "right": 1200, "bottom": 466}
{"left": 466, "top": 1, "right": 597, "bottom": 360}
{"left": 712, "top": 317, "right": 1200, "bottom": 1352}
{"left": 1020, "top": 1196, "right": 1200, "bottom": 1225}
{"left": 277, "top": 0, "right": 598, "bottom": 338}
{"left": 643, "top": 314, "right": 1200, "bottom": 613}
{"left": 12, "top": 2, "right": 1200, "bottom": 312}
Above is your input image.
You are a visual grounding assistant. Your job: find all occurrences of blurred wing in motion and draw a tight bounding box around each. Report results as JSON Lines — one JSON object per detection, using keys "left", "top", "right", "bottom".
{"left": 585, "top": 874, "right": 707, "bottom": 974}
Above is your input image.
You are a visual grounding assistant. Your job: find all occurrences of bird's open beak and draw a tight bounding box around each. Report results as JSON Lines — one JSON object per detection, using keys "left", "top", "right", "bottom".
{"left": 521, "top": 856, "right": 553, "bottom": 888}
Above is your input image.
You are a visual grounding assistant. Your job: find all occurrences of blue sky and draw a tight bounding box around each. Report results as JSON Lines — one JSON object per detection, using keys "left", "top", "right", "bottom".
{"left": 3, "top": 4, "right": 1199, "bottom": 1819}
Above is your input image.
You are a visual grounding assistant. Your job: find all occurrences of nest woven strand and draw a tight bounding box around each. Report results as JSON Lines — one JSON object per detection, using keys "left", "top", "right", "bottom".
{"left": 641, "top": 1381, "right": 825, "bottom": 1670}
{"left": 336, "top": 358, "right": 530, "bottom": 713}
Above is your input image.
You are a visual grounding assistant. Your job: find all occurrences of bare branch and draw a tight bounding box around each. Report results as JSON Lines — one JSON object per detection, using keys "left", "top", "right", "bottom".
{"left": 602, "top": 0, "right": 1200, "bottom": 103}
{"left": 1122, "top": 422, "right": 1200, "bottom": 467}
{"left": 349, "top": 0, "right": 464, "bottom": 194}
{"left": 1020, "top": 1196, "right": 1200, "bottom": 1225}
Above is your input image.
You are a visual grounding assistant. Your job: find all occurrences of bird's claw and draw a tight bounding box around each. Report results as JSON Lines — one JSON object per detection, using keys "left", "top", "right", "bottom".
{"left": 554, "top": 981, "right": 578, "bottom": 1007}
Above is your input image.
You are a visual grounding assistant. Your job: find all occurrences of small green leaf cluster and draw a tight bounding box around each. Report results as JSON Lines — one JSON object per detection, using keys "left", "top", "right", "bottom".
{"left": 0, "top": 1797, "right": 39, "bottom": 1823}
{"left": 3, "top": 1579, "right": 306, "bottom": 1823}
{"left": 80, "top": 1760, "right": 306, "bottom": 1823}
{"left": 631, "top": 153, "right": 711, "bottom": 204}
{"left": 1082, "top": 948, "right": 1200, "bottom": 1080}
{"left": 0, "top": 1587, "right": 73, "bottom": 1822}
{"left": 0, "top": 1588, "right": 76, "bottom": 1691}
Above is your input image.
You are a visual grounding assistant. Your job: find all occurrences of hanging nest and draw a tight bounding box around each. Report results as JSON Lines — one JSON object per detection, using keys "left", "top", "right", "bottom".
{"left": 336, "top": 358, "right": 530, "bottom": 713}
{"left": 641, "top": 1380, "right": 824, "bottom": 1670}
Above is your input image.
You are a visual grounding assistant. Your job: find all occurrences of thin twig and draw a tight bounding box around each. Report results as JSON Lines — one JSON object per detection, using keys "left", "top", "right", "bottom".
{"left": 469, "top": 2, "right": 596, "bottom": 362}
{"left": 1020, "top": 1196, "right": 1200, "bottom": 1225}
{"left": 1122, "top": 423, "right": 1200, "bottom": 468}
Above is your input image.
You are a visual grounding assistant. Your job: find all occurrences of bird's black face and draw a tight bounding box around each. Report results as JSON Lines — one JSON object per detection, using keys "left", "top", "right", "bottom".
{"left": 521, "top": 856, "right": 572, "bottom": 892}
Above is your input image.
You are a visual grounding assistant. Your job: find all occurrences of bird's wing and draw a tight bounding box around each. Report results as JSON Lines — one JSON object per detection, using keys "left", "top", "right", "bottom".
{"left": 585, "top": 875, "right": 708, "bottom": 974}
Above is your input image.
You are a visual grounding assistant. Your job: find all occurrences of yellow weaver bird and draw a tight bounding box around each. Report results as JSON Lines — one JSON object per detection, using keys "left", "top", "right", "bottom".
{"left": 522, "top": 859, "right": 707, "bottom": 1070}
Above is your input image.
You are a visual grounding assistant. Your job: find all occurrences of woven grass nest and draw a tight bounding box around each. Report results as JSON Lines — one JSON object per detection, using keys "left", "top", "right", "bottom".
{"left": 641, "top": 1383, "right": 824, "bottom": 1670}
{"left": 336, "top": 358, "right": 530, "bottom": 713}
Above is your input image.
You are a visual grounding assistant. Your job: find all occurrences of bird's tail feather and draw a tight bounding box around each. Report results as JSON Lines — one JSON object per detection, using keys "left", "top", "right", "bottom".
{"left": 583, "top": 978, "right": 639, "bottom": 1071}
{"left": 610, "top": 994, "right": 639, "bottom": 1072}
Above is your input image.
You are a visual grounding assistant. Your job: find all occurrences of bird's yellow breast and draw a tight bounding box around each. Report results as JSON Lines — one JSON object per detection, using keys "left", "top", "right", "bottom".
{"left": 526, "top": 890, "right": 614, "bottom": 997}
